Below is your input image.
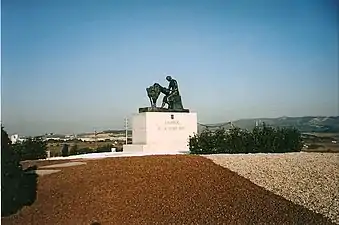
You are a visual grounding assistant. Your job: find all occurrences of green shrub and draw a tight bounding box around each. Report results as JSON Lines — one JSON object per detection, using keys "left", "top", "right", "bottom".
{"left": 227, "top": 127, "right": 248, "bottom": 153}
{"left": 68, "top": 145, "right": 100, "bottom": 155}
{"left": 189, "top": 124, "right": 303, "bottom": 154}
{"left": 1, "top": 127, "right": 23, "bottom": 215}
{"left": 76, "top": 147, "right": 93, "bottom": 155}
{"left": 96, "top": 144, "right": 113, "bottom": 153}
{"left": 69, "top": 144, "right": 78, "bottom": 155}
{"left": 1, "top": 127, "right": 38, "bottom": 216}
{"left": 307, "top": 144, "right": 324, "bottom": 149}
{"left": 13, "top": 137, "right": 47, "bottom": 161}
{"left": 189, "top": 129, "right": 216, "bottom": 154}
{"left": 51, "top": 151, "right": 61, "bottom": 157}
{"left": 61, "top": 144, "right": 69, "bottom": 157}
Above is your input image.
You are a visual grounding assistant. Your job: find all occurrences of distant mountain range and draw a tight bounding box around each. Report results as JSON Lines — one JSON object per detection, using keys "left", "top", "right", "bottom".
{"left": 39, "top": 116, "right": 339, "bottom": 138}
{"left": 198, "top": 116, "right": 339, "bottom": 133}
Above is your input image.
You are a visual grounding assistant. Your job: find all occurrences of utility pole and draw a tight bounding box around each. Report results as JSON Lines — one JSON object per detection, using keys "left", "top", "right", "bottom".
{"left": 124, "top": 118, "right": 128, "bottom": 145}
{"left": 94, "top": 129, "right": 98, "bottom": 150}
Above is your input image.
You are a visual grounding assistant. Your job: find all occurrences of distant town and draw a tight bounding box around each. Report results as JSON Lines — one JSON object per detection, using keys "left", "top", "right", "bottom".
{"left": 10, "top": 130, "right": 132, "bottom": 144}
{"left": 9, "top": 116, "right": 339, "bottom": 145}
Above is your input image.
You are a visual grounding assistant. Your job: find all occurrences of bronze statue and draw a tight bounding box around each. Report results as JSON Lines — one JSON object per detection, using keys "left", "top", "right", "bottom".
{"left": 146, "top": 83, "right": 161, "bottom": 108}
{"left": 142, "top": 76, "right": 188, "bottom": 113}
{"left": 161, "top": 76, "right": 184, "bottom": 110}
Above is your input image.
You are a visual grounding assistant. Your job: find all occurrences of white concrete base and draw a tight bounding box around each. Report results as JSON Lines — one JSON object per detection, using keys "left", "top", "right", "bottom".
{"left": 123, "top": 144, "right": 190, "bottom": 153}
{"left": 45, "top": 151, "right": 189, "bottom": 161}
{"left": 40, "top": 162, "right": 87, "bottom": 168}
{"left": 26, "top": 169, "right": 61, "bottom": 176}
{"left": 123, "top": 111, "right": 197, "bottom": 153}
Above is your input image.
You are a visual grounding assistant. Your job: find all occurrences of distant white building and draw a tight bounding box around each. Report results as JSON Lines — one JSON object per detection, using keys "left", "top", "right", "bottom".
{"left": 65, "top": 134, "right": 76, "bottom": 140}
{"left": 10, "top": 134, "right": 19, "bottom": 144}
{"left": 79, "top": 137, "right": 95, "bottom": 142}
{"left": 45, "top": 137, "right": 61, "bottom": 141}
{"left": 10, "top": 134, "right": 25, "bottom": 144}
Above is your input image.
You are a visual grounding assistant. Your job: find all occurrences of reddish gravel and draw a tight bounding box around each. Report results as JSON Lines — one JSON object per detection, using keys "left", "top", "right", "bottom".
{"left": 2, "top": 155, "right": 335, "bottom": 225}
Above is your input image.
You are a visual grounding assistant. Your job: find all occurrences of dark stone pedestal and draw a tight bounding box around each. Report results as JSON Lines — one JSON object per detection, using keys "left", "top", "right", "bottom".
{"left": 139, "top": 107, "right": 190, "bottom": 113}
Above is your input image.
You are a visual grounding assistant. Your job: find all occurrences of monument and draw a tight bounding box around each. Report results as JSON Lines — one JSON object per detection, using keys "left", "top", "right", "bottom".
{"left": 123, "top": 76, "right": 197, "bottom": 153}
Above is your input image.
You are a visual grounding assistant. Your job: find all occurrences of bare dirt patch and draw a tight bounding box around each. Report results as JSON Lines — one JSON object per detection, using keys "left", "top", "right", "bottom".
{"left": 2, "top": 155, "right": 334, "bottom": 225}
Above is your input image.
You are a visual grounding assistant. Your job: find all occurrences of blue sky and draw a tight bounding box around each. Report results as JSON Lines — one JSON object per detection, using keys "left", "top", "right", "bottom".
{"left": 1, "top": 0, "right": 338, "bottom": 135}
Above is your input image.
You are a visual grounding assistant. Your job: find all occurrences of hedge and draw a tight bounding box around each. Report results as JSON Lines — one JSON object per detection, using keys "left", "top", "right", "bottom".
{"left": 189, "top": 123, "right": 303, "bottom": 154}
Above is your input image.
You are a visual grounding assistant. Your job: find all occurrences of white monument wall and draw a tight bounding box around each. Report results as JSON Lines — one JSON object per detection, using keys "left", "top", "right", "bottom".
{"left": 123, "top": 112, "right": 197, "bottom": 153}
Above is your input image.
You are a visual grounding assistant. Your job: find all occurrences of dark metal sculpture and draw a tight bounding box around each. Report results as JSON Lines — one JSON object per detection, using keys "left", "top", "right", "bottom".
{"left": 141, "top": 76, "right": 189, "bottom": 113}
{"left": 146, "top": 83, "right": 161, "bottom": 108}
{"left": 161, "top": 76, "right": 184, "bottom": 110}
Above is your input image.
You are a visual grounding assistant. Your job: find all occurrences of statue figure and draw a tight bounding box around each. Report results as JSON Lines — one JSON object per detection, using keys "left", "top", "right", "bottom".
{"left": 146, "top": 83, "right": 161, "bottom": 108}
{"left": 160, "top": 76, "right": 184, "bottom": 110}
{"left": 143, "top": 75, "right": 186, "bottom": 112}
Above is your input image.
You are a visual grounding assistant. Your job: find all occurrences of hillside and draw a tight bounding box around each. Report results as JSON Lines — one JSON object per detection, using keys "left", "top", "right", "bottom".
{"left": 40, "top": 116, "right": 339, "bottom": 137}
{"left": 199, "top": 116, "right": 339, "bottom": 133}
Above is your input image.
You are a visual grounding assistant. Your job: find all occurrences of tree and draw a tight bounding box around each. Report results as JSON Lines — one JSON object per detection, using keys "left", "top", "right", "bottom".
{"left": 189, "top": 129, "right": 215, "bottom": 154}
{"left": 61, "top": 144, "right": 69, "bottom": 157}
{"left": 18, "top": 137, "right": 47, "bottom": 161}
{"left": 1, "top": 127, "right": 23, "bottom": 215}
{"left": 283, "top": 127, "right": 303, "bottom": 152}
{"left": 69, "top": 144, "right": 78, "bottom": 155}
{"left": 227, "top": 127, "right": 245, "bottom": 153}
{"left": 96, "top": 144, "right": 113, "bottom": 153}
{"left": 12, "top": 142, "right": 24, "bottom": 159}
{"left": 1, "top": 126, "right": 38, "bottom": 216}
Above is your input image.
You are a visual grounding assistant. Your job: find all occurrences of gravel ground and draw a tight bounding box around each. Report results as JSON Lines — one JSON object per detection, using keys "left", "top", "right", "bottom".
{"left": 204, "top": 152, "right": 339, "bottom": 224}
{"left": 2, "top": 155, "right": 333, "bottom": 225}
